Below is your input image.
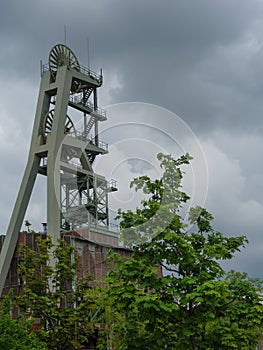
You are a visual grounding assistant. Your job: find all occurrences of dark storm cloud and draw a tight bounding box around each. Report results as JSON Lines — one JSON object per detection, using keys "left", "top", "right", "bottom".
{"left": 0, "top": 2, "right": 259, "bottom": 77}
{"left": 60, "top": 0, "right": 263, "bottom": 133}
{"left": 0, "top": 0, "right": 260, "bottom": 132}
{"left": 85, "top": 0, "right": 262, "bottom": 133}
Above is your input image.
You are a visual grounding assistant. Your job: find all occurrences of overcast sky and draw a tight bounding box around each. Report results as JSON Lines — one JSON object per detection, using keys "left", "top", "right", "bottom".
{"left": 1, "top": 0, "right": 263, "bottom": 278}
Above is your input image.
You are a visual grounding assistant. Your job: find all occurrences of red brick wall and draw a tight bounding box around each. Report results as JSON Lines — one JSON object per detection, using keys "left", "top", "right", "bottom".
{"left": 74, "top": 228, "right": 119, "bottom": 247}
{"left": 1, "top": 231, "right": 131, "bottom": 296}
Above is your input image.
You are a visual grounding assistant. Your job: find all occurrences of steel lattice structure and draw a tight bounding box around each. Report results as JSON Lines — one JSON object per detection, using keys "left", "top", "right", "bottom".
{"left": 0, "top": 44, "right": 117, "bottom": 295}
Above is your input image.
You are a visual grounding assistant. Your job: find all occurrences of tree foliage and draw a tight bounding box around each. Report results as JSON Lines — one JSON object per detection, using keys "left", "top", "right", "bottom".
{"left": 0, "top": 291, "right": 47, "bottom": 350}
{"left": 106, "top": 153, "right": 263, "bottom": 350}
{"left": 17, "top": 236, "right": 100, "bottom": 350}
{"left": 7, "top": 152, "right": 263, "bottom": 349}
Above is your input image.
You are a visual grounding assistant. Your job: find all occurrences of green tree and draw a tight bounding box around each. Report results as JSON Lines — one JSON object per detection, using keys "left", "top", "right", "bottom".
{"left": 106, "top": 153, "right": 263, "bottom": 350}
{"left": 0, "top": 291, "right": 47, "bottom": 350}
{"left": 17, "top": 236, "right": 100, "bottom": 350}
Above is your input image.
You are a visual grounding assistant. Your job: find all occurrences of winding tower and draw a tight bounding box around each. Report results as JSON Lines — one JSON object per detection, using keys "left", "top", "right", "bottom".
{"left": 0, "top": 44, "right": 117, "bottom": 295}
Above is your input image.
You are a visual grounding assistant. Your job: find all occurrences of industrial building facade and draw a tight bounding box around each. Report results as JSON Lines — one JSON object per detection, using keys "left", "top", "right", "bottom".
{"left": 0, "top": 229, "right": 130, "bottom": 299}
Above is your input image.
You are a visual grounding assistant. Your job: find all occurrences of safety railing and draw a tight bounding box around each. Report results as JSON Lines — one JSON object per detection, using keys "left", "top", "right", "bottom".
{"left": 69, "top": 94, "right": 106, "bottom": 118}
{"left": 68, "top": 130, "right": 108, "bottom": 153}
{"left": 41, "top": 62, "right": 102, "bottom": 85}
{"left": 108, "top": 179, "right": 117, "bottom": 189}
{"left": 78, "top": 64, "right": 103, "bottom": 85}
{"left": 94, "top": 139, "right": 108, "bottom": 152}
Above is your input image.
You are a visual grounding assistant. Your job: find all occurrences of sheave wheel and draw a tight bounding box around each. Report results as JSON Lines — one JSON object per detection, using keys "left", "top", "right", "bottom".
{"left": 42, "top": 109, "right": 76, "bottom": 137}
{"left": 48, "top": 44, "right": 81, "bottom": 92}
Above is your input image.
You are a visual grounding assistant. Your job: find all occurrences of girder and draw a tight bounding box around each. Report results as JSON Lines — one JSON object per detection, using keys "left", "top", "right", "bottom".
{"left": 0, "top": 44, "right": 117, "bottom": 296}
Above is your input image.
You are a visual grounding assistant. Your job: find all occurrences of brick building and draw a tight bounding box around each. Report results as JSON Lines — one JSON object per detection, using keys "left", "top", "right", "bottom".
{"left": 0, "top": 228, "right": 132, "bottom": 349}
{"left": 0, "top": 228, "right": 131, "bottom": 297}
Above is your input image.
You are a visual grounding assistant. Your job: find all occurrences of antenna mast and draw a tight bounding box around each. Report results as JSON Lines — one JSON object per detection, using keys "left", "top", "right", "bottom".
{"left": 64, "top": 25, "right": 67, "bottom": 45}
{"left": 87, "top": 36, "right": 91, "bottom": 70}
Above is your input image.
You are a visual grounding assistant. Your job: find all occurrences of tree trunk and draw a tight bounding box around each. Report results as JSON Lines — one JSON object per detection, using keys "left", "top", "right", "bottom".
{"left": 190, "top": 336, "right": 198, "bottom": 350}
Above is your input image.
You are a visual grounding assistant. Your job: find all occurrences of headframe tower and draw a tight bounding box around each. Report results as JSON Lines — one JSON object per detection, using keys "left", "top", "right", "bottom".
{"left": 0, "top": 44, "right": 117, "bottom": 295}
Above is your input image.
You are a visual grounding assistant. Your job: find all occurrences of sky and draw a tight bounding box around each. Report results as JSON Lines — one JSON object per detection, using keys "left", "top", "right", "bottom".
{"left": 0, "top": 0, "right": 263, "bottom": 278}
